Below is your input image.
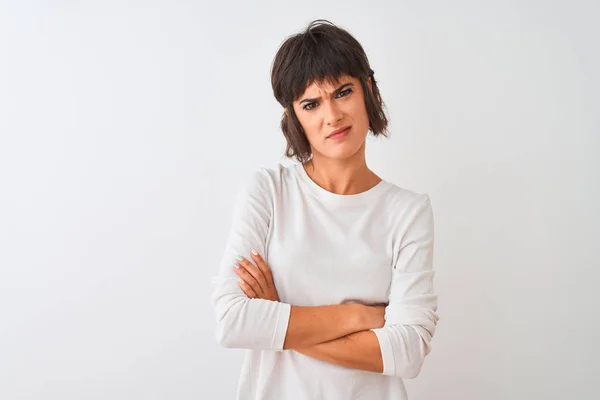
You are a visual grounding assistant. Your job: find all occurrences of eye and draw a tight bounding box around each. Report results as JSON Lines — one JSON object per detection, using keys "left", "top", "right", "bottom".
{"left": 301, "top": 89, "right": 353, "bottom": 111}
{"left": 337, "top": 88, "right": 353, "bottom": 98}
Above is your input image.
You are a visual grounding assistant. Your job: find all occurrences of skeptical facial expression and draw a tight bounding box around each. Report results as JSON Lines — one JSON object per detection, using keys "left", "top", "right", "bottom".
{"left": 291, "top": 74, "right": 372, "bottom": 161}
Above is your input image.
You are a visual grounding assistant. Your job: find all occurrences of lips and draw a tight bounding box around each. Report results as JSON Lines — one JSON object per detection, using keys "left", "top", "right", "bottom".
{"left": 327, "top": 126, "right": 351, "bottom": 139}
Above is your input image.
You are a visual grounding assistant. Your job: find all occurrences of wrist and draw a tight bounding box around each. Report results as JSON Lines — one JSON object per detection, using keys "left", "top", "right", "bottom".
{"left": 347, "top": 304, "right": 369, "bottom": 332}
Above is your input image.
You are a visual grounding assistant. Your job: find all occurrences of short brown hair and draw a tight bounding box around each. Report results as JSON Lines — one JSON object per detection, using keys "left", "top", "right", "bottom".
{"left": 270, "top": 19, "right": 389, "bottom": 163}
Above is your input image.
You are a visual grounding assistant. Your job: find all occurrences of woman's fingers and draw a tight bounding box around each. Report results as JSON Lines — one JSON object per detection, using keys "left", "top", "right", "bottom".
{"left": 232, "top": 252, "right": 279, "bottom": 301}
{"left": 238, "top": 280, "right": 257, "bottom": 298}
{"left": 233, "top": 259, "right": 263, "bottom": 296}
{"left": 239, "top": 257, "right": 268, "bottom": 289}
{"left": 250, "top": 251, "right": 275, "bottom": 288}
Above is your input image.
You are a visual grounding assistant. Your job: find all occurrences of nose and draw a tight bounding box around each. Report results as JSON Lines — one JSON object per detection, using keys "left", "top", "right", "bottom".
{"left": 323, "top": 99, "right": 343, "bottom": 126}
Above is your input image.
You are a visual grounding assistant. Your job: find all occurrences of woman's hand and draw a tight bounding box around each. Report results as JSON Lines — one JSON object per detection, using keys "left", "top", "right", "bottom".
{"left": 233, "top": 251, "right": 280, "bottom": 302}
{"left": 361, "top": 305, "right": 386, "bottom": 330}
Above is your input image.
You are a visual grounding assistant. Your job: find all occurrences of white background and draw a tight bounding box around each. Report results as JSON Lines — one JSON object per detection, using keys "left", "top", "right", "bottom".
{"left": 1, "top": 1, "right": 599, "bottom": 399}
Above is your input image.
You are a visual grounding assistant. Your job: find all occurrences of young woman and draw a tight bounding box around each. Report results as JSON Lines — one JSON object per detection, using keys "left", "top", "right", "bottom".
{"left": 211, "top": 19, "right": 439, "bottom": 400}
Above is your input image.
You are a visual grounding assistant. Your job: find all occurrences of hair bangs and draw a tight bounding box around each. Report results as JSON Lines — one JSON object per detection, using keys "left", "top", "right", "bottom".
{"left": 289, "top": 38, "right": 365, "bottom": 103}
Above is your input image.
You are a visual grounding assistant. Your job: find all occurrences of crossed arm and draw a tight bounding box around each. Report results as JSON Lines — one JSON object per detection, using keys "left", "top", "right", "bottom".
{"left": 234, "top": 251, "right": 385, "bottom": 373}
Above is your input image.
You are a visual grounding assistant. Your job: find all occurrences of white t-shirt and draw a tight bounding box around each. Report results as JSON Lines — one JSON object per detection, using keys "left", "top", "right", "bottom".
{"left": 211, "top": 162, "right": 439, "bottom": 400}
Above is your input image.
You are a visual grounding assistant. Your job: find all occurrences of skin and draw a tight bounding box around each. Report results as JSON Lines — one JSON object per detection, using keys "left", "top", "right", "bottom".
{"left": 232, "top": 74, "right": 386, "bottom": 373}
{"left": 289, "top": 74, "right": 383, "bottom": 195}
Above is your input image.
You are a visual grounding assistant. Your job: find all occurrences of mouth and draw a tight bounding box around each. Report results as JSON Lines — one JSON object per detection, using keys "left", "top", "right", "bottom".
{"left": 327, "top": 126, "right": 351, "bottom": 139}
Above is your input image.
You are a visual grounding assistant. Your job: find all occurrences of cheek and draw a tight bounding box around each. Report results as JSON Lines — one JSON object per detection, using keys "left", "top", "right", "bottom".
{"left": 350, "top": 97, "right": 368, "bottom": 116}
{"left": 294, "top": 108, "right": 310, "bottom": 128}
{"left": 351, "top": 101, "right": 370, "bottom": 127}
{"left": 297, "top": 113, "right": 320, "bottom": 138}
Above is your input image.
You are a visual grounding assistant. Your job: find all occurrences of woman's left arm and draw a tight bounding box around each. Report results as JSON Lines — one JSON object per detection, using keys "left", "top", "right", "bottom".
{"left": 371, "top": 195, "right": 439, "bottom": 378}
{"left": 293, "top": 195, "right": 439, "bottom": 378}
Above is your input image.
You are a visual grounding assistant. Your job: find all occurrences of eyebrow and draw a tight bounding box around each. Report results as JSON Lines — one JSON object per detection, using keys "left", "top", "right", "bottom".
{"left": 299, "top": 82, "right": 354, "bottom": 104}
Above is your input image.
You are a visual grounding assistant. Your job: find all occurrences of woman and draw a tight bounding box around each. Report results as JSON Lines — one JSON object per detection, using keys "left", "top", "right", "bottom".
{"left": 211, "top": 19, "right": 439, "bottom": 400}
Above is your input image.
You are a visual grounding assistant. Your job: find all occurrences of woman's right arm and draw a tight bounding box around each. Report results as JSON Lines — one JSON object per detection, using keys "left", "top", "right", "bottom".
{"left": 211, "top": 168, "right": 383, "bottom": 350}
{"left": 282, "top": 304, "right": 384, "bottom": 349}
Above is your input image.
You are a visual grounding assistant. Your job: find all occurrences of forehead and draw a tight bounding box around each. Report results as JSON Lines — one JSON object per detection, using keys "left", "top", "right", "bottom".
{"left": 300, "top": 74, "right": 356, "bottom": 96}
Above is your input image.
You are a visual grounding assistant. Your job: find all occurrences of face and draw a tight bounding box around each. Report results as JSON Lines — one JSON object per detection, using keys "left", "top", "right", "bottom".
{"left": 289, "top": 74, "right": 372, "bottom": 161}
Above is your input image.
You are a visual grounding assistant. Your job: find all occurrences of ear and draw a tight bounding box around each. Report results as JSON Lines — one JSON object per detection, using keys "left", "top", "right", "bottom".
{"left": 367, "top": 76, "right": 373, "bottom": 93}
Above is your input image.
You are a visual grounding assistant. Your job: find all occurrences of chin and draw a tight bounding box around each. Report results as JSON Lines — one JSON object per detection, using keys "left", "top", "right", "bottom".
{"left": 324, "top": 143, "right": 364, "bottom": 160}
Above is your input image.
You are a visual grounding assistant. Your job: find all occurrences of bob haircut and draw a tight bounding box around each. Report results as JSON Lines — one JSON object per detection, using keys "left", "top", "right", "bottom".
{"left": 270, "top": 19, "right": 389, "bottom": 163}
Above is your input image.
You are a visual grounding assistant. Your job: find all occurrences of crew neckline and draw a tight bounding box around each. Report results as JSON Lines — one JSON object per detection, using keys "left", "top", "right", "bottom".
{"left": 293, "top": 162, "right": 389, "bottom": 206}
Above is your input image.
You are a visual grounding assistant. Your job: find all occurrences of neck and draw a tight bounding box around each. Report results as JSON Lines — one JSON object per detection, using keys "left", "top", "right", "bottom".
{"left": 303, "top": 144, "right": 381, "bottom": 195}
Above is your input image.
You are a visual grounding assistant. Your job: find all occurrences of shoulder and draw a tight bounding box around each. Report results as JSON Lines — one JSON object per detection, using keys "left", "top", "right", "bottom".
{"left": 248, "top": 161, "right": 299, "bottom": 187}
{"left": 379, "top": 181, "right": 434, "bottom": 236}
{"left": 239, "top": 161, "right": 297, "bottom": 197}
{"left": 382, "top": 181, "right": 432, "bottom": 216}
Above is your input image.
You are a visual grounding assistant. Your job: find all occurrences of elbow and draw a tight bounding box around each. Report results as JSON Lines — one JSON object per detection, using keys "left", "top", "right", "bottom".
{"left": 214, "top": 314, "right": 234, "bottom": 348}
{"left": 382, "top": 353, "right": 424, "bottom": 378}
{"left": 211, "top": 290, "right": 290, "bottom": 351}
{"left": 380, "top": 325, "right": 432, "bottom": 379}
{"left": 398, "top": 336, "right": 431, "bottom": 379}
{"left": 400, "top": 357, "right": 425, "bottom": 379}
{"left": 215, "top": 323, "right": 238, "bottom": 348}
{"left": 213, "top": 297, "right": 247, "bottom": 349}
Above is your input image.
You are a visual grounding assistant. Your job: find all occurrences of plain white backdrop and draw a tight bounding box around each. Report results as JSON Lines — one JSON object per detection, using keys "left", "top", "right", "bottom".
{"left": 1, "top": 1, "right": 599, "bottom": 399}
